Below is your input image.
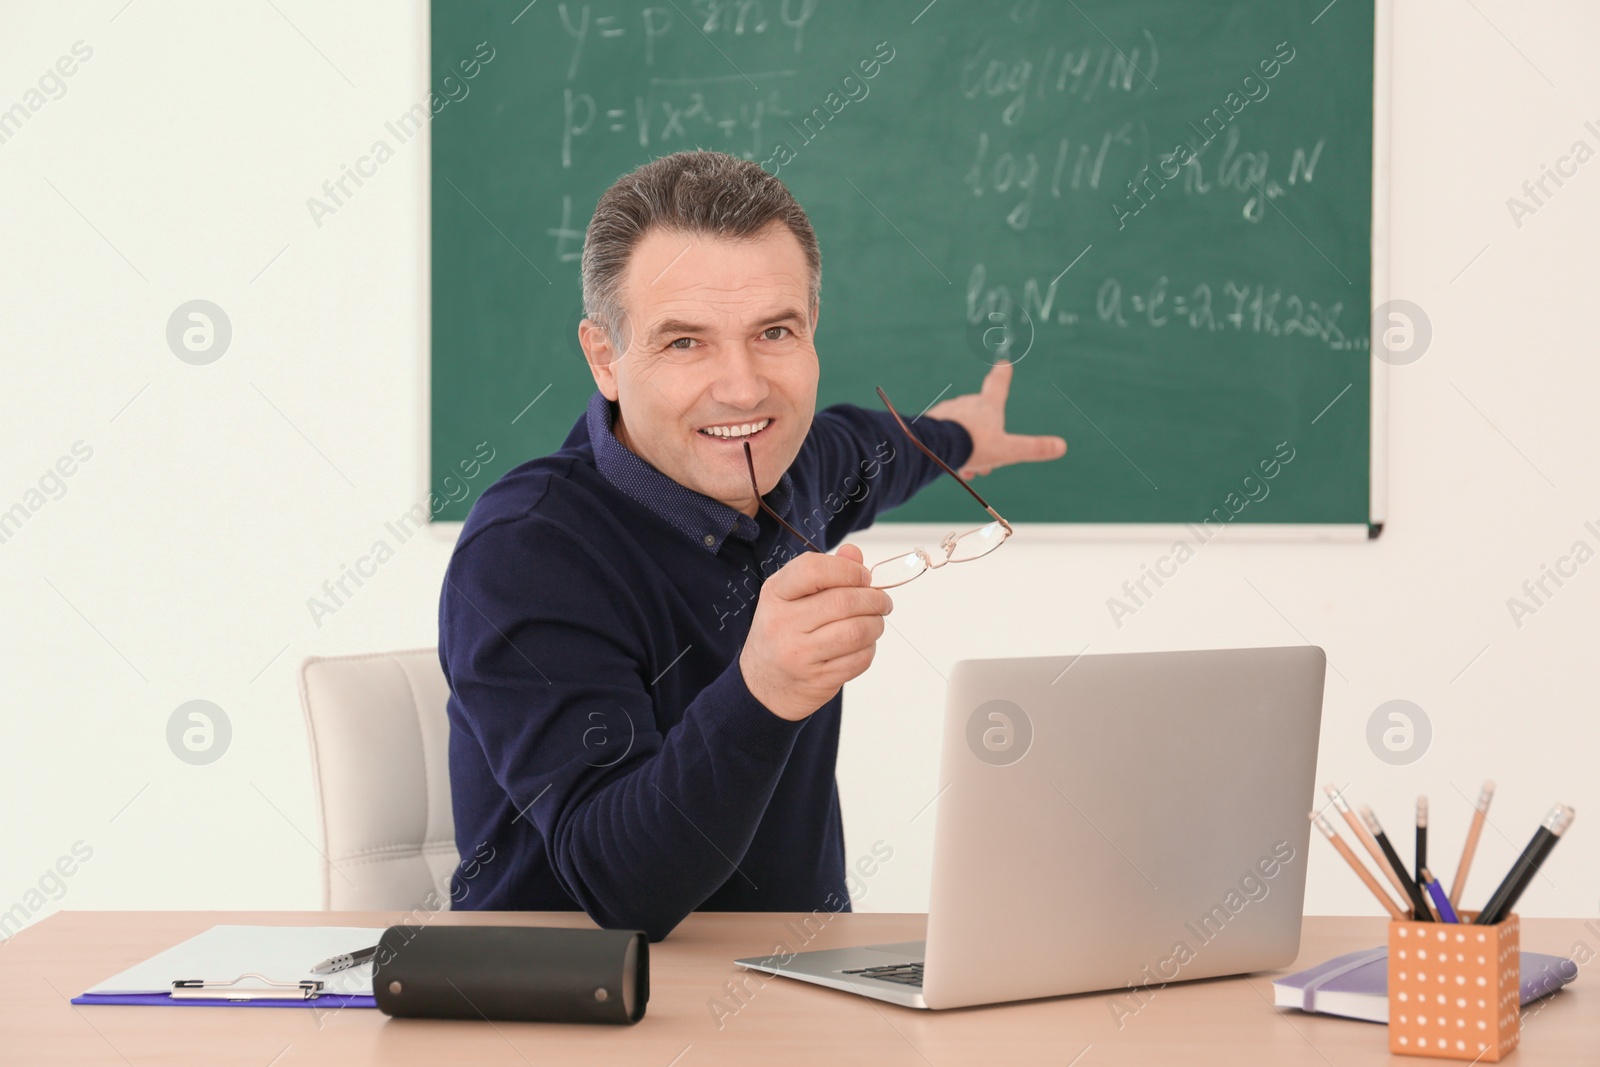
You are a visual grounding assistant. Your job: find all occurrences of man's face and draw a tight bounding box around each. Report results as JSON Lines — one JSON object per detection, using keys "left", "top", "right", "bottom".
{"left": 580, "top": 221, "right": 819, "bottom": 515}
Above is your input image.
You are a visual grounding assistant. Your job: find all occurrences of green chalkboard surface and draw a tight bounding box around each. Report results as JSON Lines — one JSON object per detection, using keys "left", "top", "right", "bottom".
{"left": 431, "top": 0, "right": 1374, "bottom": 525}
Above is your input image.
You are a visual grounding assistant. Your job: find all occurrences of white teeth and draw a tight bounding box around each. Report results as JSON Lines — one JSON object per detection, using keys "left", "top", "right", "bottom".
{"left": 700, "top": 419, "right": 770, "bottom": 439}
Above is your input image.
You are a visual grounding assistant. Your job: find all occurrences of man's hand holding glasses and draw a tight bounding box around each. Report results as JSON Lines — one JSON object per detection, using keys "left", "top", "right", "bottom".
{"left": 737, "top": 363, "right": 1063, "bottom": 720}
{"left": 737, "top": 545, "right": 892, "bottom": 722}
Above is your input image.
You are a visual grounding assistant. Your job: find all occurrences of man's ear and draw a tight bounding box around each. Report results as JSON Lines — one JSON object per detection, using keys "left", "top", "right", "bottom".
{"left": 810, "top": 299, "right": 821, "bottom": 338}
{"left": 578, "top": 317, "right": 621, "bottom": 401}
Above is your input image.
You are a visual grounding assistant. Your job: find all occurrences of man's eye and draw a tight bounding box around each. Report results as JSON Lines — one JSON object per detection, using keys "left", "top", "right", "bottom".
{"left": 762, "top": 326, "right": 790, "bottom": 341}
{"left": 668, "top": 337, "right": 694, "bottom": 350}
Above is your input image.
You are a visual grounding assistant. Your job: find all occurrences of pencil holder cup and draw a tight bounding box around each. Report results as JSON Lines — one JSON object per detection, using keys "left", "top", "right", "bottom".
{"left": 1387, "top": 912, "right": 1519, "bottom": 1062}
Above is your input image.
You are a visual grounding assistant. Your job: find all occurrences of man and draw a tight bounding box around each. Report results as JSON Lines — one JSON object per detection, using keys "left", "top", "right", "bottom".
{"left": 440, "top": 150, "right": 1065, "bottom": 940}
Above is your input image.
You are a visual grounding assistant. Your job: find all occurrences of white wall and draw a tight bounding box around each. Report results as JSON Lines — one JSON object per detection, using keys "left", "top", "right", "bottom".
{"left": 1, "top": 1, "right": 1595, "bottom": 935}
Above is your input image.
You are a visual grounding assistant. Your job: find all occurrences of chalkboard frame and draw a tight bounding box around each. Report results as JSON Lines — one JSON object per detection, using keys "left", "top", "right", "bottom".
{"left": 422, "top": 0, "right": 1392, "bottom": 543}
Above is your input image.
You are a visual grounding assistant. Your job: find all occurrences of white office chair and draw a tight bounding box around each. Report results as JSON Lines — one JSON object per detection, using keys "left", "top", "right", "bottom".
{"left": 298, "top": 649, "right": 460, "bottom": 911}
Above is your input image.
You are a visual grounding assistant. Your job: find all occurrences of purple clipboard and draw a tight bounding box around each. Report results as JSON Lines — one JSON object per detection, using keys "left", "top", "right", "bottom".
{"left": 71, "top": 924, "right": 387, "bottom": 1009}
{"left": 72, "top": 992, "right": 376, "bottom": 1008}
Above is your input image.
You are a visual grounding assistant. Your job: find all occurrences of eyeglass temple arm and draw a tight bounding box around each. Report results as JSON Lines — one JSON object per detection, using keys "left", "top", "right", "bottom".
{"left": 744, "top": 441, "right": 824, "bottom": 553}
{"left": 875, "top": 387, "right": 1012, "bottom": 532}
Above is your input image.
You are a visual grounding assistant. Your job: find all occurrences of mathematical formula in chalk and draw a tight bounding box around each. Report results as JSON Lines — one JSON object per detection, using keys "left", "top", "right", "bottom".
{"left": 563, "top": 84, "right": 793, "bottom": 166}
{"left": 555, "top": 1, "right": 817, "bottom": 81}
{"left": 968, "top": 265, "right": 1366, "bottom": 353}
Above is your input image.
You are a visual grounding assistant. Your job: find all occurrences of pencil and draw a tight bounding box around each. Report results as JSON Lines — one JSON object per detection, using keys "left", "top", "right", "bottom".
{"left": 1476, "top": 804, "right": 1575, "bottom": 925}
{"left": 1361, "top": 804, "right": 1437, "bottom": 921}
{"left": 1325, "top": 785, "right": 1415, "bottom": 917}
{"left": 1311, "top": 812, "right": 1406, "bottom": 920}
{"left": 1449, "top": 780, "right": 1495, "bottom": 909}
{"left": 1415, "top": 795, "right": 1428, "bottom": 887}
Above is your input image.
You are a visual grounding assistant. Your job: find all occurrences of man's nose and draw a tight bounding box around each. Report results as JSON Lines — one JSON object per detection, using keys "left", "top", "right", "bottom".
{"left": 710, "top": 344, "right": 770, "bottom": 410}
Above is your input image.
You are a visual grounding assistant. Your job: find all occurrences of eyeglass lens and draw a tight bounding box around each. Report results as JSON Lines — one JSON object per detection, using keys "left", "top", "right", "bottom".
{"left": 867, "top": 520, "right": 1009, "bottom": 589}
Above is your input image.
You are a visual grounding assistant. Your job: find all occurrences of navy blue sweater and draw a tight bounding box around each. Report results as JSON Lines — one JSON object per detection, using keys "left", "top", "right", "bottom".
{"left": 439, "top": 392, "right": 971, "bottom": 940}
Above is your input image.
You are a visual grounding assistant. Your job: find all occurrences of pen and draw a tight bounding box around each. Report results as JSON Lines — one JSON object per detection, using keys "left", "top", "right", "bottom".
{"left": 1415, "top": 795, "right": 1427, "bottom": 887}
{"left": 1360, "top": 804, "right": 1436, "bottom": 921}
{"left": 1476, "top": 804, "right": 1575, "bottom": 925}
{"left": 1310, "top": 811, "right": 1406, "bottom": 920}
{"left": 310, "top": 945, "right": 378, "bottom": 975}
{"left": 1326, "top": 785, "right": 1415, "bottom": 918}
{"left": 1449, "top": 780, "right": 1494, "bottom": 909}
{"left": 1420, "top": 866, "right": 1459, "bottom": 923}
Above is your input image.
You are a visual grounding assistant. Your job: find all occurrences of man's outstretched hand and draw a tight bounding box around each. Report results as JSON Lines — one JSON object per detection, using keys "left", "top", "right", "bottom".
{"left": 924, "top": 361, "right": 1067, "bottom": 479}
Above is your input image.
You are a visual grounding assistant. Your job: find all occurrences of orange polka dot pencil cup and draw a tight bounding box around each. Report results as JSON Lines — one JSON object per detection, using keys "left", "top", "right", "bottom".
{"left": 1387, "top": 911, "right": 1518, "bottom": 1061}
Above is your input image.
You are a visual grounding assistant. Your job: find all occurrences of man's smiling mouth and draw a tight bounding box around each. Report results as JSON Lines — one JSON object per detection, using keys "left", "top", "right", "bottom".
{"left": 697, "top": 418, "right": 772, "bottom": 440}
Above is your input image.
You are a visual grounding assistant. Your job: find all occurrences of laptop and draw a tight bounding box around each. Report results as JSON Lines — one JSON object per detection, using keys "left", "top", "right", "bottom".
{"left": 735, "top": 645, "right": 1326, "bottom": 1010}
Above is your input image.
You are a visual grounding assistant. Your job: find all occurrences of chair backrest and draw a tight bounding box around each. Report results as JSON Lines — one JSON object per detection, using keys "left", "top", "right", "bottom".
{"left": 298, "top": 649, "right": 459, "bottom": 910}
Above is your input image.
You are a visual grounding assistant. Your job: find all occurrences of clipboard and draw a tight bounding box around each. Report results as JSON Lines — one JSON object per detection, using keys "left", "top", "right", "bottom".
{"left": 72, "top": 925, "right": 384, "bottom": 1008}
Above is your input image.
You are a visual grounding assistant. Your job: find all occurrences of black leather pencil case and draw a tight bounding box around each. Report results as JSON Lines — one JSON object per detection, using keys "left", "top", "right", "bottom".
{"left": 371, "top": 925, "right": 648, "bottom": 1024}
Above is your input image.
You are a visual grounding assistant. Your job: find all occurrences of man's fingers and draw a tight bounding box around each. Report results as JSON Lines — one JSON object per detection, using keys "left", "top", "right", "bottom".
{"left": 980, "top": 359, "right": 1013, "bottom": 404}
{"left": 1010, "top": 432, "right": 1067, "bottom": 462}
{"left": 818, "top": 644, "right": 877, "bottom": 681}
{"left": 809, "top": 614, "right": 886, "bottom": 662}
{"left": 768, "top": 547, "right": 870, "bottom": 600}
{"left": 798, "top": 585, "right": 893, "bottom": 633}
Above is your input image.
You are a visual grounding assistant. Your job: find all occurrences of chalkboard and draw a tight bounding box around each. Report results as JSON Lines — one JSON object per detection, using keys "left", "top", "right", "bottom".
{"left": 431, "top": 0, "right": 1376, "bottom": 526}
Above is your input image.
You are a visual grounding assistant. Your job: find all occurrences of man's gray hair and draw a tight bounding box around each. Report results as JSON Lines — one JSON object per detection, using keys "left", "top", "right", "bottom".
{"left": 580, "top": 150, "right": 822, "bottom": 348}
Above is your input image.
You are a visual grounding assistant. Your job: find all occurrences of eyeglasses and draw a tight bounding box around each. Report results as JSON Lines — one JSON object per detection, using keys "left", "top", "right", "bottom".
{"left": 742, "top": 386, "right": 1013, "bottom": 589}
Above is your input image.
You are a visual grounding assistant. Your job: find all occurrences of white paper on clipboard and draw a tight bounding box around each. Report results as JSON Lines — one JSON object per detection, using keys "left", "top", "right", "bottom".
{"left": 82, "top": 925, "right": 385, "bottom": 998}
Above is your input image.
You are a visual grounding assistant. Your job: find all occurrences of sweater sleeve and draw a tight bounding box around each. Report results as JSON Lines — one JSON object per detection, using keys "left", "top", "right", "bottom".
{"left": 788, "top": 404, "right": 975, "bottom": 549}
{"left": 440, "top": 514, "right": 806, "bottom": 941}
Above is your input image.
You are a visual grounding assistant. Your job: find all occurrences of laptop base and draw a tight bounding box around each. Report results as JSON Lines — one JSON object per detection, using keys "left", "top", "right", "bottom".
{"left": 735, "top": 940, "right": 928, "bottom": 1009}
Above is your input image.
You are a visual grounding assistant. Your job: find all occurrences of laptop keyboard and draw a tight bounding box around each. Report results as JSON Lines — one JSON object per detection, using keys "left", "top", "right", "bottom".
{"left": 841, "top": 962, "right": 924, "bottom": 986}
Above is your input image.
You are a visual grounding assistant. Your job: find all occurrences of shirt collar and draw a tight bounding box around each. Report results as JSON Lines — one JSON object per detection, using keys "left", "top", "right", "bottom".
{"left": 586, "top": 391, "right": 795, "bottom": 553}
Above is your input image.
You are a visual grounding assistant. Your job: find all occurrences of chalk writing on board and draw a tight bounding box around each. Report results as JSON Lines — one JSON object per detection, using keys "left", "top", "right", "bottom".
{"left": 968, "top": 265, "right": 1360, "bottom": 351}
{"left": 967, "top": 263, "right": 1081, "bottom": 356}
{"left": 548, "top": 194, "right": 583, "bottom": 263}
{"left": 691, "top": 0, "right": 818, "bottom": 52}
{"left": 1112, "top": 127, "right": 1326, "bottom": 226}
{"left": 961, "top": 32, "right": 1159, "bottom": 126}
{"left": 964, "top": 119, "right": 1325, "bottom": 233}
{"left": 1113, "top": 40, "right": 1299, "bottom": 228}
{"left": 558, "top": 1, "right": 818, "bottom": 80}
{"left": 965, "top": 125, "right": 1137, "bottom": 231}
{"left": 559, "top": 6, "right": 673, "bottom": 79}
{"left": 563, "top": 84, "right": 794, "bottom": 166}
{"left": 1097, "top": 276, "right": 1351, "bottom": 349}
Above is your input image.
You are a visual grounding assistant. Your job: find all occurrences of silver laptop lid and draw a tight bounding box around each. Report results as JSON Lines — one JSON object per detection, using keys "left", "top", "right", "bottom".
{"left": 922, "top": 646, "right": 1325, "bottom": 1010}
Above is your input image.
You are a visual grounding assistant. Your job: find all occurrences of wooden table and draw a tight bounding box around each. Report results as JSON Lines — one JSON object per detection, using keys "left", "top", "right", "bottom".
{"left": 2, "top": 911, "right": 1592, "bottom": 1065}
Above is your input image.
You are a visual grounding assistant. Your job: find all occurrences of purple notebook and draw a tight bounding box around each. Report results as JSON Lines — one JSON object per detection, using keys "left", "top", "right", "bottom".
{"left": 1272, "top": 947, "right": 1576, "bottom": 1023}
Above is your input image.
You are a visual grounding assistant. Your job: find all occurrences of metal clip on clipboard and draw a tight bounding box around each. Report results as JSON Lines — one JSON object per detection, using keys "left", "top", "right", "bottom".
{"left": 170, "top": 974, "right": 326, "bottom": 1001}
